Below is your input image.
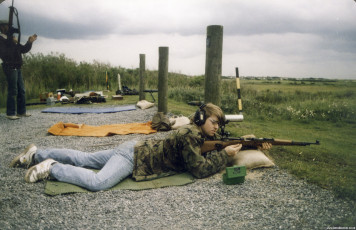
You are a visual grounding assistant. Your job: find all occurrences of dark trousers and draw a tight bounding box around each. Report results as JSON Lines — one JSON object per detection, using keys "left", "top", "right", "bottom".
{"left": 2, "top": 66, "right": 26, "bottom": 116}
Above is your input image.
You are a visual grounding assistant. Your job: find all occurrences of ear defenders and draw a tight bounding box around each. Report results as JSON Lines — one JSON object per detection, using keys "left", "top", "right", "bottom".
{"left": 193, "top": 103, "right": 207, "bottom": 126}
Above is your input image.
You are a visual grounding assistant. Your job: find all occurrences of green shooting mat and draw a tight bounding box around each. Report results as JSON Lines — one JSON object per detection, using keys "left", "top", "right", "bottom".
{"left": 45, "top": 172, "right": 195, "bottom": 196}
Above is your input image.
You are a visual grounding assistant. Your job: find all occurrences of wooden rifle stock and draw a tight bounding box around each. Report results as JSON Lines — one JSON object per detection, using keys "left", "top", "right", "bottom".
{"left": 201, "top": 138, "right": 320, "bottom": 154}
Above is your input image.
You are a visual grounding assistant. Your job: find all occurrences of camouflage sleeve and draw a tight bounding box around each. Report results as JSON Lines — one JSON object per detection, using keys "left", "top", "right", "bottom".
{"left": 180, "top": 134, "right": 229, "bottom": 178}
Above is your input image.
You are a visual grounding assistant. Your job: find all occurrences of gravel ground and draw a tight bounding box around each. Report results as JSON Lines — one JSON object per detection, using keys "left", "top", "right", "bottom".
{"left": 0, "top": 105, "right": 355, "bottom": 230}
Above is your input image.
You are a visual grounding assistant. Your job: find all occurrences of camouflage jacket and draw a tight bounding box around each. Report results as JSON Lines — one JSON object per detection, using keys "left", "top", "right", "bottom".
{"left": 132, "top": 124, "right": 228, "bottom": 181}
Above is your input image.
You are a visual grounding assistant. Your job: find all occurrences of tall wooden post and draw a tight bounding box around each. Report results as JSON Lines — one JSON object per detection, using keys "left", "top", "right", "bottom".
{"left": 235, "top": 67, "right": 243, "bottom": 114}
{"left": 139, "top": 54, "right": 146, "bottom": 100}
{"left": 158, "top": 47, "right": 169, "bottom": 114}
{"left": 204, "top": 25, "right": 223, "bottom": 106}
{"left": 117, "top": 73, "right": 122, "bottom": 92}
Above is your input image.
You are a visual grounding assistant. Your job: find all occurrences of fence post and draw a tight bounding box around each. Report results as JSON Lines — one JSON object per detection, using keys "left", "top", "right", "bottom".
{"left": 139, "top": 54, "right": 146, "bottom": 100}
{"left": 117, "top": 73, "right": 122, "bottom": 92}
{"left": 204, "top": 25, "right": 223, "bottom": 106}
{"left": 158, "top": 47, "right": 169, "bottom": 114}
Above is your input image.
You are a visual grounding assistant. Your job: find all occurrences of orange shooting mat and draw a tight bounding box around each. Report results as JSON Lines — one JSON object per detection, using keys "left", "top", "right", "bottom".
{"left": 48, "top": 121, "right": 157, "bottom": 137}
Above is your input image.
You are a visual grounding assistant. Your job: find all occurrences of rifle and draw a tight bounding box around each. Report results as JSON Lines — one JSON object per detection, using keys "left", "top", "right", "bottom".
{"left": 7, "top": 0, "right": 21, "bottom": 44}
{"left": 144, "top": 89, "right": 158, "bottom": 102}
{"left": 201, "top": 137, "right": 320, "bottom": 154}
{"left": 202, "top": 108, "right": 319, "bottom": 153}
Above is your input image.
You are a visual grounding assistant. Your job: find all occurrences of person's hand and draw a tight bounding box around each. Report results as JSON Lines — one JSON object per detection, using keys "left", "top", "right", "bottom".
{"left": 258, "top": 142, "right": 272, "bottom": 151}
{"left": 28, "top": 34, "right": 37, "bottom": 43}
{"left": 224, "top": 144, "right": 242, "bottom": 157}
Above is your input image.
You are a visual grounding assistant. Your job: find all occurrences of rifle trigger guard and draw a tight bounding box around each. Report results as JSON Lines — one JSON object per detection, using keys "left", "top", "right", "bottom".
{"left": 215, "top": 143, "right": 223, "bottom": 151}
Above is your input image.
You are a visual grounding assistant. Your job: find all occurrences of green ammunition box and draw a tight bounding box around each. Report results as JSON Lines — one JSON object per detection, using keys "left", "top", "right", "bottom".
{"left": 223, "top": 165, "right": 246, "bottom": 185}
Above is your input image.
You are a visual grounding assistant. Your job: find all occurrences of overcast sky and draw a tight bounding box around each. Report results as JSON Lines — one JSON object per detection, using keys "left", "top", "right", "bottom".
{"left": 1, "top": 0, "right": 356, "bottom": 79}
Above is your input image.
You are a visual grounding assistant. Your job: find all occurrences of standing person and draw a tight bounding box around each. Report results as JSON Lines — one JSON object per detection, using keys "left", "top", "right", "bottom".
{"left": 10, "top": 103, "right": 271, "bottom": 191}
{"left": 0, "top": 19, "right": 37, "bottom": 120}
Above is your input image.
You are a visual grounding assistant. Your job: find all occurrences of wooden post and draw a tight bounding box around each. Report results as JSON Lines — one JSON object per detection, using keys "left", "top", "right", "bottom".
{"left": 106, "top": 71, "right": 109, "bottom": 90}
{"left": 117, "top": 73, "right": 122, "bottom": 91}
{"left": 139, "top": 54, "right": 146, "bottom": 100}
{"left": 235, "top": 67, "right": 243, "bottom": 114}
{"left": 204, "top": 25, "right": 223, "bottom": 106}
{"left": 158, "top": 47, "right": 169, "bottom": 114}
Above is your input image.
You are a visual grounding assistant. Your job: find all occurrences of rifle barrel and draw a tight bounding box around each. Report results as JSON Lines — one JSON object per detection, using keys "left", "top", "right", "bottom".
{"left": 201, "top": 138, "right": 320, "bottom": 154}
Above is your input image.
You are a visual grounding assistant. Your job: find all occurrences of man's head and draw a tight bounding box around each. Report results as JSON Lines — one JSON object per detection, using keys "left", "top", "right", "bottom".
{"left": 193, "top": 103, "right": 225, "bottom": 137}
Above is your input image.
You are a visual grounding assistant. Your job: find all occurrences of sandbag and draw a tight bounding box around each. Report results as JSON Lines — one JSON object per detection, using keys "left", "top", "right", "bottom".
{"left": 231, "top": 150, "right": 275, "bottom": 169}
{"left": 169, "top": 116, "right": 190, "bottom": 130}
{"left": 136, "top": 100, "right": 155, "bottom": 110}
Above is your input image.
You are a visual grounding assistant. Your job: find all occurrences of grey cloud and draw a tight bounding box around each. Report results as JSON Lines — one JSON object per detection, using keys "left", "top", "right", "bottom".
{"left": 11, "top": 0, "right": 356, "bottom": 41}
{"left": 5, "top": 0, "right": 356, "bottom": 59}
{"left": 223, "top": 10, "right": 353, "bottom": 37}
{"left": 19, "top": 11, "right": 115, "bottom": 39}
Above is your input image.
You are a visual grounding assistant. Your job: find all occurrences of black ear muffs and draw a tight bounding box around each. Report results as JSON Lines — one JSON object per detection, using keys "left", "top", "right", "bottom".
{"left": 194, "top": 104, "right": 207, "bottom": 126}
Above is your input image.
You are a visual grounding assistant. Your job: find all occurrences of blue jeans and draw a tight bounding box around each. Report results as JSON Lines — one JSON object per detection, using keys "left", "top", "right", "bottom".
{"left": 35, "top": 141, "right": 137, "bottom": 191}
{"left": 3, "top": 66, "right": 26, "bottom": 116}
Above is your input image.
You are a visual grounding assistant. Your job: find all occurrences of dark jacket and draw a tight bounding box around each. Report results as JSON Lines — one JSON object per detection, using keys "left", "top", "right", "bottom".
{"left": 0, "top": 34, "right": 32, "bottom": 68}
{"left": 132, "top": 124, "right": 229, "bottom": 181}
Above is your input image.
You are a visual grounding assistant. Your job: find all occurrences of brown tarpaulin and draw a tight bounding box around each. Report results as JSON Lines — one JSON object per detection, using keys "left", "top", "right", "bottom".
{"left": 48, "top": 121, "right": 157, "bottom": 137}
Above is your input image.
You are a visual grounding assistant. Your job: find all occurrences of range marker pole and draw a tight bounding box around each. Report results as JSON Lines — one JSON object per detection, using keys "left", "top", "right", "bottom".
{"left": 235, "top": 67, "right": 243, "bottom": 114}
